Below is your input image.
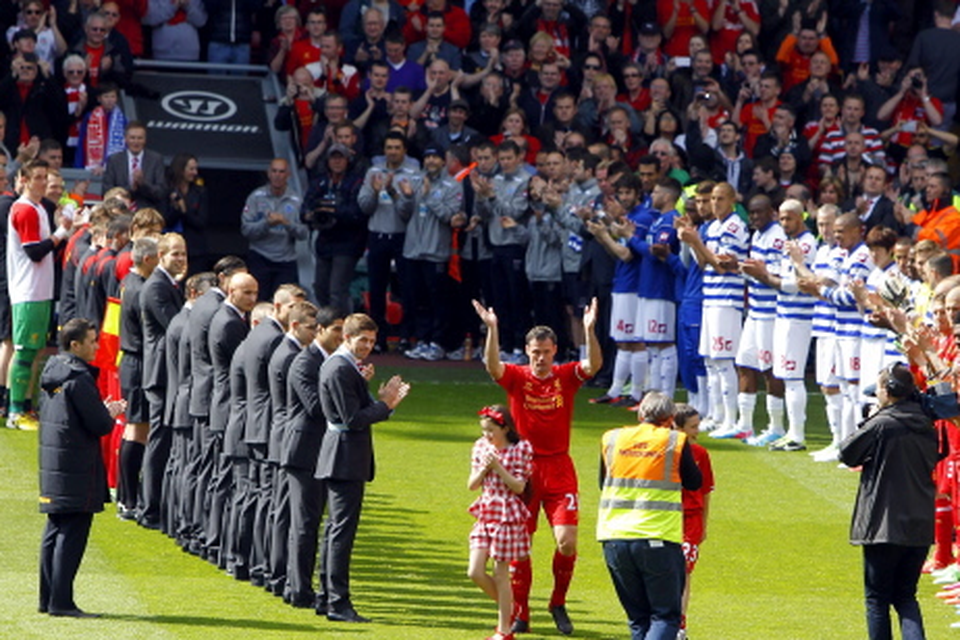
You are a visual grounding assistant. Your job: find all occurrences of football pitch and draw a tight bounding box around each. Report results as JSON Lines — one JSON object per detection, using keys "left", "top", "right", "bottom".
{"left": 1, "top": 359, "right": 956, "bottom": 639}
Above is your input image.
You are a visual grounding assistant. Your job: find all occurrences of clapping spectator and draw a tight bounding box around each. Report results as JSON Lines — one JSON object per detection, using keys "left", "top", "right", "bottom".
{"left": 0, "top": 53, "right": 67, "bottom": 153}
{"left": 6, "top": 0, "right": 68, "bottom": 67}
{"left": 143, "top": 0, "right": 206, "bottom": 61}
{"left": 266, "top": 6, "right": 301, "bottom": 78}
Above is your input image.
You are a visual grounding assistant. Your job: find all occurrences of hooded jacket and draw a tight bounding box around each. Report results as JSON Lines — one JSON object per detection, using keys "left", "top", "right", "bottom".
{"left": 38, "top": 353, "right": 114, "bottom": 514}
{"left": 839, "top": 398, "right": 941, "bottom": 547}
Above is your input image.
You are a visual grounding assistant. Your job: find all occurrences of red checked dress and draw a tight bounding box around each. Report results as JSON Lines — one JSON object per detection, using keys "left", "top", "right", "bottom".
{"left": 468, "top": 438, "right": 534, "bottom": 561}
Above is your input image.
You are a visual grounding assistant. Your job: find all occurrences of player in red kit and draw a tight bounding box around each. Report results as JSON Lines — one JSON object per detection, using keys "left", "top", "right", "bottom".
{"left": 473, "top": 297, "right": 602, "bottom": 636}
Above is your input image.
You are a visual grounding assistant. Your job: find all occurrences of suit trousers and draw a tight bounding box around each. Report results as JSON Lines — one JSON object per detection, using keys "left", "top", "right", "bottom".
{"left": 206, "top": 451, "right": 234, "bottom": 565}
{"left": 227, "top": 458, "right": 254, "bottom": 576}
{"left": 39, "top": 512, "right": 94, "bottom": 614}
{"left": 192, "top": 420, "right": 218, "bottom": 538}
{"left": 251, "top": 452, "right": 273, "bottom": 579}
{"left": 286, "top": 468, "right": 326, "bottom": 603}
{"left": 161, "top": 429, "right": 187, "bottom": 536}
{"left": 177, "top": 421, "right": 203, "bottom": 542}
{"left": 268, "top": 466, "right": 291, "bottom": 594}
{"left": 139, "top": 388, "right": 170, "bottom": 527}
{"left": 324, "top": 478, "right": 365, "bottom": 613}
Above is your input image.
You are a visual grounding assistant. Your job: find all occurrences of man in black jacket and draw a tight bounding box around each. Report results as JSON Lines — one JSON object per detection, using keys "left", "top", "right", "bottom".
{"left": 839, "top": 363, "right": 940, "bottom": 640}
{"left": 282, "top": 306, "right": 345, "bottom": 609}
{"left": 317, "top": 313, "right": 410, "bottom": 622}
{"left": 38, "top": 318, "right": 125, "bottom": 618}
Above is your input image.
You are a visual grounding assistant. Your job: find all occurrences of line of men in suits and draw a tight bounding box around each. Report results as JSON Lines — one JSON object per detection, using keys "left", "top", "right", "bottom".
{"left": 112, "top": 245, "right": 407, "bottom": 619}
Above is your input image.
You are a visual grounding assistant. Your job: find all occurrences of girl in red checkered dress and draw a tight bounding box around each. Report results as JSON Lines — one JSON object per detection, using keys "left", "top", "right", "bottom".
{"left": 467, "top": 405, "right": 534, "bottom": 640}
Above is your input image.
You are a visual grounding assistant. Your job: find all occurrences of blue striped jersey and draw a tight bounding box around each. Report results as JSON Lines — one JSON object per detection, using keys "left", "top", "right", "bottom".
{"left": 703, "top": 212, "right": 749, "bottom": 310}
{"left": 745, "top": 221, "right": 786, "bottom": 320}
{"left": 812, "top": 243, "right": 843, "bottom": 338}
{"left": 611, "top": 205, "right": 653, "bottom": 294}
{"left": 774, "top": 230, "right": 817, "bottom": 322}
{"left": 823, "top": 242, "right": 874, "bottom": 339}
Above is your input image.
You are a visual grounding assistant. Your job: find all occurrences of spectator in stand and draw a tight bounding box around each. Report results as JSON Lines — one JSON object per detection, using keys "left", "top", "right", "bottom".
{"left": 491, "top": 109, "right": 541, "bottom": 167}
{"left": 517, "top": 62, "right": 562, "bottom": 130}
{"left": 802, "top": 92, "right": 839, "bottom": 163}
{"left": 403, "top": 0, "right": 471, "bottom": 50}
{"left": 100, "top": 1, "right": 146, "bottom": 59}
{"left": 744, "top": 157, "right": 784, "bottom": 208}
{"left": 537, "top": 90, "right": 591, "bottom": 150}
{"left": 468, "top": 0, "right": 516, "bottom": 50}
{"left": 470, "top": 72, "right": 511, "bottom": 138}
{"left": 710, "top": 0, "right": 760, "bottom": 66}
{"left": 303, "top": 94, "right": 350, "bottom": 174}
{"left": 204, "top": 0, "right": 259, "bottom": 67}
{"left": 617, "top": 63, "right": 649, "bottom": 114}
{"left": 102, "top": 121, "right": 165, "bottom": 210}
{"left": 670, "top": 49, "right": 719, "bottom": 115}
{"left": 816, "top": 93, "right": 884, "bottom": 172}
{"left": 164, "top": 153, "right": 210, "bottom": 272}
{"left": 786, "top": 50, "right": 841, "bottom": 129}
{"left": 630, "top": 22, "right": 669, "bottom": 80}
{"left": 305, "top": 32, "right": 361, "bottom": 101}
{"left": 60, "top": 55, "right": 87, "bottom": 163}
{"left": 74, "top": 81, "right": 126, "bottom": 173}
{"left": 832, "top": 0, "right": 901, "bottom": 73}
{"left": 517, "top": 0, "right": 586, "bottom": 60}
{"left": 275, "top": 67, "right": 323, "bottom": 163}
{"left": 65, "top": 11, "right": 133, "bottom": 90}
{"left": 753, "top": 104, "right": 811, "bottom": 172}
{"left": 734, "top": 70, "right": 781, "bottom": 157}
{"left": 775, "top": 17, "right": 837, "bottom": 94}
{"left": 408, "top": 12, "right": 462, "bottom": 72}
{"left": 877, "top": 69, "right": 943, "bottom": 167}
{"left": 340, "top": 0, "right": 405, "bottom": 54}
{"left": 411, "top": 58, "right": 455, "bottom": 133}
{"left": 828, "top": 131, "right": 874, "bottom": 201}
{"left": 909, "top": 173, "right": 960, "bottom": 252}
{"left": 0, "top": 53, "right": 67, "bottom": 153}
{"left": 580, "top": 73, "right": 639, "bottom": 143}
{"left": 365, "top": 88, "right": 430, "bottom": 159}
{"left": 431, "top": 99, "right": 480, "bottom": 152}
{"left": 906, "top": 0, "right": 960, "bottom": 127}
{"left": 344, "top": 6, "right": 387, "bottom": 71}
{"left": 240, "top": 158, "right": 308, "bottom": 297}
{"left": 6, "top": 0, "right": 68, "bottom": 67}
{"left": 266, "top": 6, "right": 301, "bottom": 79}
{"left": 143, "top": 0, "right": 207, "bottom": 61}
{"left": 382, "top": 33, "right": 425, "bottom": 94}
{"left": 843, "top": 164, "right": 901, "bottom": 235}
{"left": 285, "top": 7, "right": 326, "bottom": 78}
{"left": 658, "top": 0, "right": 710, "bottom": 60}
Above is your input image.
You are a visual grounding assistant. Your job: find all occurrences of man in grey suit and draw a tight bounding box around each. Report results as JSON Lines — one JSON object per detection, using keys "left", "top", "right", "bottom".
{"left": 282, "top": 306, "right": 345, "bottom": 609}
{"left": 102, "top": 121, "right": 166, "bottom": 210}
{"left": 317, "top": 313, "right": 410, "bottom": 623}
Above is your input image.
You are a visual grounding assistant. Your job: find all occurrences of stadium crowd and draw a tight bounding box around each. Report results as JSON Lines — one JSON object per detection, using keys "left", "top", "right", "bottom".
{"left": 8, "top": 0, "right": 960, "bottom": 636}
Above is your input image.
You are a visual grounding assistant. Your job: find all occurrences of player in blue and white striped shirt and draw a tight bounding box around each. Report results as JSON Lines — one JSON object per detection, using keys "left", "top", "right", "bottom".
{"left": 800, "top": 212, "right": 874, "bottom": 451}
{"left": 741, "top": 199, "right": 817, "bottom": 449}
{"left": 677, "top": 182, "right": 749, "bottom": 432}
{"left": 718, "top": 195, "right": 786, "bottom": 441}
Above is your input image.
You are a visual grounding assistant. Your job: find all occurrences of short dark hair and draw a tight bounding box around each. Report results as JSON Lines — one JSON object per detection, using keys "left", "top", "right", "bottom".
{"left": 637, "top": 154, "right": 661, "bottom": 171}
{"left": 60, "top": 318, "right": 96, "bottom": 351}
{"left": 213, "top": 255, "right": 247, "bottom": 278}
{"left": 525, "top": 325, "right": 557, "bottom": 345}
{"left": 384, "top": 131, "right": 408, "bottom": 150}
{"left": 344, "top": 313, "right": 378, "bottom": 336}
{"left": 317, "top": 305, "right": 346, "bottom": 328}
{"left": 498, "top": 140, "right": 521, "bottom": 157}
{"left": 865, "top": 225, "right": 898, "bottom": 251}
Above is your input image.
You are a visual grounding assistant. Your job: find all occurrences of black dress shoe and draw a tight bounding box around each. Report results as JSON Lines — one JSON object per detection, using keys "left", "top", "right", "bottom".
{"left": 549, "top": 605, "right": 574, "bottom": 635}
{"left": 327, "top": 608, "right": 371, "bottom": 623}
{"left": 231, "top": 566, "right": 250, "bottom": 581}
{"left": 137, "top": 518, "right": 161, "bottom": 531}
{"left": 49, "top": 608, "right": 100, "bottom": 618}
{"left": 510, "top": 618, "right": 530, "bottom": 633}
{"left": 250, "top": 572, "right": 265, "bottom": 587}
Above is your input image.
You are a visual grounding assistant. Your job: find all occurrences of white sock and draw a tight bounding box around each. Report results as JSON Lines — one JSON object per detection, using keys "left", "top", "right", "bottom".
{"left": 784, "top": 380, "right": 807, "bottom": 443}
{"left": 696, "top": 375, "right": 710, "bottom": 416}
{"left": 737, "top": 392, "right": 756, "bottom": 431}
{"left": 630, "top": 350, "right": 649, "bottom": 400}
{"left": 607, "top": 350, "right": 631, "bottom": 398}
{"left": 839, "top": 381, "right": 859, "bottom": 442}
{"left": 766, "top": 395, "right": 785, "bottom": 433}
{"left": 659, "top": 344, "right": 678, "bottom": 399}
{"left": 717, "top": 360, "right": 738, "bottom": 427}
{"left": 824, "top": 390, "right": 842, "bottom": 444}
{"left": 705, "top": 361, "right": 723, "bottom": 423}
{"left": 647, "top": 348, "right": 662, "bottom": 393}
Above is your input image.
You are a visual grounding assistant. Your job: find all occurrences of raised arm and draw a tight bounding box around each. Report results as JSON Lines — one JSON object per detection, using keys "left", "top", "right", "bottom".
{"left": 473, "top": 299, "right": 504, "bottom": 380}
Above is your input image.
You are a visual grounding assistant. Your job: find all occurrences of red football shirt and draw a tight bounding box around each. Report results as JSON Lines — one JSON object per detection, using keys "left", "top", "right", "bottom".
{"left": 683, "top": 442, "right": 714, "bottom": 514}
{"left": 497, "top": 361, "right": 588, "bottom": 458}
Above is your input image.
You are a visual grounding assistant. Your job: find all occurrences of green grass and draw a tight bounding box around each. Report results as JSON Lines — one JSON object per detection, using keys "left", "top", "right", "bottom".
{"left": 2, "top": 361, "right": 958, "bottom": 639}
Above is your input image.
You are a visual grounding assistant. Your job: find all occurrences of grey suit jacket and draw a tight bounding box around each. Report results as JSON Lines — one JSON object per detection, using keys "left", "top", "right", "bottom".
{"left": 102, "top": 148, "right": 166, "bottom": 210}
{"left": 267, "top": 335, "right": 302, "bottom": 464}
{"left": 316, "top": 350, "right": 391, "bottom": 482}
{"left": 282, "top": 342, "right": 324, "bottom": 473}
{"left": 208, "top": 303, "right": 248, "bottom": 433}
{"left": 189, "top": 288, "right": 225, "bottom": 419}
{"left": 140, "top": 267, "right": 183, "bottom": 392}
{"left": 243, "top": 317, "right": 284, "bottom": 447}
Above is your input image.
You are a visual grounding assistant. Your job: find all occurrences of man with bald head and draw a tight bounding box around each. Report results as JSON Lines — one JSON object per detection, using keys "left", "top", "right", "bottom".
{"left": 241, "top": 159, "right": 308, "bottom": 300}
{"left": 799, "top": 212, "right": 874, "bottom": 453}
{"left": 204, "top": 271, "right": 258, "bottom": 566}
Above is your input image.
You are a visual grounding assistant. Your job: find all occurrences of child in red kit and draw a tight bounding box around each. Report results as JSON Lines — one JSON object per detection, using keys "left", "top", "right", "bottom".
{"left": 468, "top": 405, "right": 534, "bottom": 640}
{"left": 674, "top": 403, "right": 715, "bottom": 638}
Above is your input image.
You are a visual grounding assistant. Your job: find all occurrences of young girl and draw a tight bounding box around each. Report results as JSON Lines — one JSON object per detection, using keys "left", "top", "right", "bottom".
{"left": 467, "top": 405, "right": 533, "bottom": 640}
{"left": 673, "top": 403, "right": 715, "bottom": 640}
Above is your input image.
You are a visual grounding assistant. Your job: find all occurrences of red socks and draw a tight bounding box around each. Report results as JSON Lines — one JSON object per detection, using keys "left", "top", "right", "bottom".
{"left": 934, "top": 497, "right": 955, "bottom": 568}
{"left": 549, "top": 551, "right": 576, "bottom": 609}
{"left": 510, "top": 558, "right": 532, "bottom": 623}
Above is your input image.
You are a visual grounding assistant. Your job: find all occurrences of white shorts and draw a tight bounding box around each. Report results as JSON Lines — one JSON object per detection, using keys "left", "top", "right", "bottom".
{"left": 836, "top": 336, "right": 861, "bottom": 382}
{"left": 637, "top": 298, "right": 676, "bottom": 343}
{"left": 611, "top": 293, "right": 640, "bottom": 343}
{"left": 772, "top": 318, "right": 812, "bottom": 380}
{"left": 735, "top": 316, "right": 775, "bottom": 371}
{"left": 815, "top": 335, "right": 839, "bottom": 388}
{"left": 698, "top": 306, "right": 742, "bottom": 359}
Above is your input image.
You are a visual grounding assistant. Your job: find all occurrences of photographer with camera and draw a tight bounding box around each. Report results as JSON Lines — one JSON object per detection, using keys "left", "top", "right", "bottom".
{"left": 877, "top": 68, "right": 943, "bottom": 165}
{"left": 301, "top": 144, "right": 367, "bottom": 312}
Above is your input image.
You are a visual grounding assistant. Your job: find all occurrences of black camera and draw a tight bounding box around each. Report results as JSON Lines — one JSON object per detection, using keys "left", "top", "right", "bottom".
{"left": 911, "top": 74, "right": 923, "bottom": 90}
{"left": 302, "top": 194, "right": 337, "bottom": 230}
